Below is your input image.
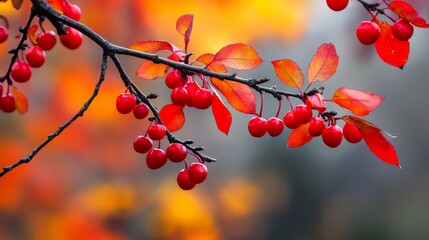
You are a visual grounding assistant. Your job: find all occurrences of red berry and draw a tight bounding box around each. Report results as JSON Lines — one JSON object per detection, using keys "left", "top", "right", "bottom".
{"left": 36, "top": 31, "right": 57, "bottom": 50}
{"left": 322, "top": 125, "right": 343, "bottom": 148}
{"left": 133, "top": 103, "right": 149, "bottom": 119}
{"left": 171, "top": 87, "right": 189, "bottom": 106}
{"left": 133, "top": 135, "right": 153, "bottom": 153}
{"left": 283, "top": 110, "right": 300, "bottom": 129}
{"left": 177, "top": 169, "right": 196, "bottom": 190}
{"left": 248, "top": 116, "right": 268, "bottom": 137}
{"left": 146, "top": 148, "right": 167, "bottom": 169}
{"left": 63, "top": 1, "right": 81, "bottom": 21}
{"left": 60, "top": 27, "right": 83, "bottom": 49}
{"left": 166, "top": 143, "right": 187, "bottom": 163}
{"left": 11, "top": 61, "right": 32, "bottom": 83}
{"left": 165, "top": 70, "right": 183, "bottom": 89}
{"left": 343, "top": 123, "right": 363, "bottom": 144}
{"left": 188, "top": 163, "right": 208, "bottom": 184}
{"left": 192, "top": 88, "right": 213, "bottom": 109}
{"left": 293, "top": 104, "right": 313, "bottom": 124}
{"left": 267, "top": 117, "right": 284, "bottom": 137}
{"left": 184, "top": 82, "right": 199, "bottom": 107}
{"left": 356, "top": 21, "right": 380, "bottom": 45}
{"left": 25, "top": 46, "right": 46, "bottom": 68}
{"left": 147, "top": 124, "right": 167, "bottom": 140}
{"left": 116, "top": 93, "right": 136, "bottom": 114}
{"left": 0, "top": 85, "right": 2, "bottom": 97}
{"left": 0, "top": 26, "right": 8, "bottom": 44}
{"left": 392, "top": 19, "right": 414, "bottom": 41}
{"left": 0, "top": 94, "right": 16, "bottom": 113}
{"left": 308, "top": 116, "right": 325, "bottom": 136}
{"left": 326, "top": 0, "right": 349, "bottom": 11}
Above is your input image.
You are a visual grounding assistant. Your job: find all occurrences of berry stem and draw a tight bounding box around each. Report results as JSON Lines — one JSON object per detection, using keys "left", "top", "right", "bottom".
{"left": 258, "top": 91, "right": 264, "bottom": 117}
{"left": 275, "top": 98, "right": 282, "bottom": 118}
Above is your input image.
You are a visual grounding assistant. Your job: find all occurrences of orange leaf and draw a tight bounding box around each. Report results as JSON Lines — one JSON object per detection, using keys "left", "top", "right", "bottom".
{"left": 389, "top": 0, "right": 429, "bottom": 28}
{"left": 287, "top": 123, "right": 313, "bottom": 148}
{"left": 211, "top": 78, "right": 256, "bottom": 114}
{"left": 159, "top": 104, "right": 185, "bottom": 132}
{"left": 28, "top": 25, "right": 38, "bottom": 45}
{"left": 136, "top": 60, "right": 169, "bottom": 80}
{"left": 307, "top": 43, "right": 339, "bottom": 83}
{"left": 46, "top": 0, "right": 63, "bottom": 12}
{"left": 343, "top": 116, "right": 400, "bottom": 168}
{"left": 176, "top": 14, "right": 194, "bottom": 52}
{"left": 12, "top": 87, "right": 28, "bottom": 114}
{"left": 196, "top": 53, "right": 228, "bottom": 73}
{"left": 330, "top": 87, "right": 384, "bottom": 116}
{"left": 212, "top": 43, "right": 263, "bottom": 70}
{"left": 130, "top": 40, "right": 173, "bottom": 53}
{"left": 212, "top": 92, "right": 232, "bottom": 135}
{"left": 271, "top": 59, "right": 304, "bottom": 89}
{"left": 375, "top": 21, "right": 410, "bottom": 68}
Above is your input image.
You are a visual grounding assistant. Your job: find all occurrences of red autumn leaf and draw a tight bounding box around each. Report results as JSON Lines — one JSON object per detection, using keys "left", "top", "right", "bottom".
{"left": 136, "top": 60, "right": 169, "bottom": 80}
{"left": 176, "top": 14, "right": 194, "bottom": 52}
{"left": 307, "top": 43, "right": 339, "bottom": 83}
{"left": 212, "top": 92, "right": 232, "bottom": 135}
{"left": 28, "top": 25, "right": 39, "bottom": 45}
{"left": 375, "top": 21, "right": 410, "bottom": 68}
{"left": 306, "top": 93, "right": 326, "bottom": 113}
{"left": 12, "top": 0, "right": 23, "bottom": 10}
{"left": 212, "top": 43, "right": 263, "bottom": 70}
{"left": 159, "top": 104, "right": 185, "bottom": 132}
{"left": 287, "top": 123, "right": 313, "bottom": 148}
{"left": 389, "top": 0, "right": 429, "bottom": 28}
{"left": 211, "top": 78, "right": 256, "bottom": 114}
{"left": 12, "top": 87, "right": 28, "bottom": 114}
{"left": 196, "top": 53, "right": 228, "bottom": 73}
{"left": 330, "top": 87, "right": 384, "bottom": 116}
{"left": 272, "top": 59, "right": 304, "bottom": 89}
{"left": 129, "top": 40, "right": 173, "bottom": 53}
{"left": 343, "top": 116, "right": 400, "bottom": 168}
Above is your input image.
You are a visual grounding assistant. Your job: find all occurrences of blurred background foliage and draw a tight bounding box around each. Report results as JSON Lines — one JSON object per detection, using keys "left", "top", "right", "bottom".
{"left": 0, "top": 0, "right": 429, "bottom": 239}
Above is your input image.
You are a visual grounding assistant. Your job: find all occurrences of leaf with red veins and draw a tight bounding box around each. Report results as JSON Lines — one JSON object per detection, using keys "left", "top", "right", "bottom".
{"left": 308, "top": 43, "right": 339, "bottom": 83}
{"left": 343, "top": 116, "right": 400, "bottom": 168}
{"left": 287, "top": 123, "right": 313, "bottom": 148}
{"left": 196, "top": 53, "right": 228, "bottom": 73}
{"left": 375, "top": 21, "right": 410, "bottom": 69}
{"left": 212, "top": 92, "right": 232, "bottom": 135}
{"left": 306, "top": 93, "right": 326, "bottom": 113}
{"left": 176, "top": 14, "right": 194, "bottom": 52}
{"left": 212, "top": 43, "right": 263, "bottom": 70}
{"left": 46, "top": 0, "right": 64, "bottom": 12}
{"left": 159, "top": 104, "right": 186, "bottom": 132}
{"left": 136, "top": 60, "right": 169, "bottom": 80}
{"left": 130, "top": 40, "right": 173, "bottom": 53}
{"left": 272, "top": 59, "right": 304, "bottom": 89}
{"left": 389, "top": 0, "right": 429, "bottom": 28}
{"left": 330, "top": 87, "right": 384, "bottom": 116}
{"left": 211, "top": 78, "right": 256, "bottom": 114}
{"left": 12, "top": 87, "right": 28, "bottom": 114}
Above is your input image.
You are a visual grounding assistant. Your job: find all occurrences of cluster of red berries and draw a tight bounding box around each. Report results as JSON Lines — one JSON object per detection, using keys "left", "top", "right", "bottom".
{"left": 116, "top": 91, "right": 208, "bottom": 190}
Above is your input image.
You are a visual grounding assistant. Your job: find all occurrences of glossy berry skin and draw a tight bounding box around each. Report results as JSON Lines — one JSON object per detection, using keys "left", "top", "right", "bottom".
{"left": 146, "top": 148, "right": 167, "bottom": 170}
{"left": 267, "top": 117, "right": 284, "bottom": 137}
{"left": 184, "top": 83, "right": 199, "bottom": 107}
{"left": 343, "top": 123, "right": 363, "bottom": 143}
{"left": 37, "top": 31, "right": 57, "bottom": 50}
{"left": 60, "top": 27, "right": 83, "bottom": 49}
{"left": 0, "top": 94, "right": 16, "bottom": 113}
{"left": 63, "top": 2, "right": 81, "bottom": 21}
{"left": 248, "top": 116, "right": 268, "bottom": 137}
{"left": 165, "top": 69, "right": 183, "bottom": 89}
{"left": 188, "top": 163, "right": 208, "bottom": 184}
{"left": 0, "top": 26, "right": 8, "bottom": 44}
{"left": 133, "top": 135, "right": 153, "bottom": 154}
{"left": 392, "top": 19, "right": 414, "bottom": 41}
{"left": 25, "top": 46, "right": 46, "bottom": 68}
{"left": 177, "top": 169, "right": 196, "bottom": 190}
{"left": 356, "top": 21, "right": 380, "bottom": 45}
{"left": 171, "top": 87, "right": 188, "bottom": 106}
{"left": 283, "top": 110, "right": 300, "bottom": 129}
{"left": 147, "top": 124, "right": 167, "bottom": 140}
{"left": 133, "top": 103, "right": 149, "bottom": 119}
{"left": 116, "top": 93, "right": 137, "bottom": 114}
{"left": 192, "top": 88, "right": 213, "bottom": 109}
{"left": 293, "top": 104, "right": 313, "bottom": 124}
{"left": 308, "top": 116, "right": 325, "bottom": 137}
{"left": 322, "top": 125, "right": 343, "bottom": 148}
{"left": 326, "top": 0, "right": 349, "bottom": 12}
{"left": 166, "top": 143, "right": 187, "bottom": 163}
{"left": 11, "top": 61, "right": 32, "bottom": 83}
